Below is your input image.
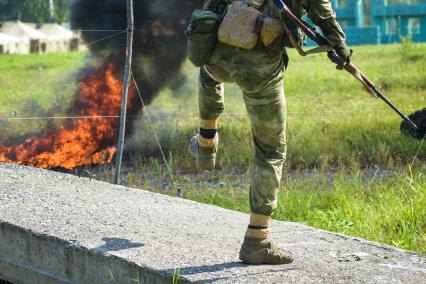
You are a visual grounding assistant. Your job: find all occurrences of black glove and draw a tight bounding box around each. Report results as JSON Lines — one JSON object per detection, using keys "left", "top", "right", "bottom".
{"left": 328, "top": 42, "right": 352, "bottom": 70}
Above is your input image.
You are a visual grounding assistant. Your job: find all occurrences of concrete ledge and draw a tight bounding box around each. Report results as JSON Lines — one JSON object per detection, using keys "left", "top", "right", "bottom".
{"left": 0, "top": 163, "right": 425, "bottom": 283}
{"left": 0, "top": 222, "right": 168, "bottom": 284}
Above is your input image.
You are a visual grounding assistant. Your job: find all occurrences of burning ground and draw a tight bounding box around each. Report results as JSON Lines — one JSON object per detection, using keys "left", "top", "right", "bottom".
{"left": 0, "top": 0, "right": 199, "bottom": 169}
{"left": 0, "top": 62, "right": 134, "bottom": 169}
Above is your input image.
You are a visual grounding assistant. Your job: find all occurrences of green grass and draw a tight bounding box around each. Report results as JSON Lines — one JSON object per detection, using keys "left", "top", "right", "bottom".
{"left": 0, "top": 52, "right": 86, "bottom": 136}
{"left": 0, "top": 44, "right": 425, "bottom": 253}
{"left": 184, "top": 169, "right": 426, "bottom": 254}
{"left": 138, "top": 44, "right": 425, "bottom": 170}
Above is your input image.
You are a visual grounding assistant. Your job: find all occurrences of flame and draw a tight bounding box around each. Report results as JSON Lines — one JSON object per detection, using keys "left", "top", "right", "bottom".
{"left": 0, "top": 61, "right": 135, "bottom": 169}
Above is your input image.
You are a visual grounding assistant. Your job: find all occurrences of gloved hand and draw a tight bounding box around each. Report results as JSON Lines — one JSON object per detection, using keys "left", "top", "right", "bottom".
{"left": 328, "top": 42, "right": 352, "bottom": 70}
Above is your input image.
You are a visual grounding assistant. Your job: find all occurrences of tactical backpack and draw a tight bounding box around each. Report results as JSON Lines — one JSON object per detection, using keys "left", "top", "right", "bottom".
{"left": 185, "top": 0, "right": 232, "bottom": 67}
{"left": 185, "top": 0, "right": 306, "bottom": 67}
{"left": 186, "top": 9, "right": 222, "bottom": 67}
{"left": 217, "top": 0, "right": 305, "bottom": 50}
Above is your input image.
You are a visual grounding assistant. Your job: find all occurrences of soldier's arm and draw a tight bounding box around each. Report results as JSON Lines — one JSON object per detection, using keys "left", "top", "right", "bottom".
{"left": 301, "top": 0, "right": 351, "bottom": 62}
{"left": 301, "top": 0, "right": 346, "bottom": 46}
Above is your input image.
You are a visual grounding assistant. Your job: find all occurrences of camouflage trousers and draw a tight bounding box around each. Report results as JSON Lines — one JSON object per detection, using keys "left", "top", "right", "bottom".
{"left": 199, "top": 42, "right": 287, "bottom": 216}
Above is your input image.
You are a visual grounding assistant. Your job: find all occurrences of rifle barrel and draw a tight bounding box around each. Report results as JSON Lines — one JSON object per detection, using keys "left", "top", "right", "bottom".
{"left": 272, "top": 0, "right": 417, "bottom": 130}
{"left": 372, "top": 88, "right": 418, "bottom": 129}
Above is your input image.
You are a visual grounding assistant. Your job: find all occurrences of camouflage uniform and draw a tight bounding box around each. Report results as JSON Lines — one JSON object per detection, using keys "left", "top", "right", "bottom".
{"left": 200, "top": 0, "right": 347, "bottom": 216}
{"left": 194, "top": 0, "right": 349, "bottom": 264}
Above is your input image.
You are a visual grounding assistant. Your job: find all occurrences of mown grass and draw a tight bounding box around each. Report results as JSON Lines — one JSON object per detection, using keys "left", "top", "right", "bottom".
{"left": 0, "top": 44, "right": 425, "bottom": 253}
{"left": 131, "top": 43, "right": 426, "bottom": 171}
{"left": 0, "top": 52, "right": 86, "bottom": 136}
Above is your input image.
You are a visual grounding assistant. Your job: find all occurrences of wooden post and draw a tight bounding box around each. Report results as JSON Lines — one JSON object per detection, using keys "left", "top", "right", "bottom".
{"left": 114, "top": 0, "right": 134, "bottom": 184}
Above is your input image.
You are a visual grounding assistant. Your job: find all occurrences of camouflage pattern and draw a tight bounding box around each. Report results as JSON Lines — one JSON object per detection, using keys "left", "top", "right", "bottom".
{"left": 300, "top": 0, "right": 346, "bottom": 46}
{"left": 203, "top": 0, "right": 346, "bottom": 46}
{"left": 198, "top": 0, "right": 346, "bottom": 216}
{"left": 199, "top": 41, "right": 286, "bottom": 216}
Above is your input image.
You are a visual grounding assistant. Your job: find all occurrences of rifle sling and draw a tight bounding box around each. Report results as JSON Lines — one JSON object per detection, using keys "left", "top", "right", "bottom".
{"left": 281, "top": 15, "right": 332, "bottom": 56}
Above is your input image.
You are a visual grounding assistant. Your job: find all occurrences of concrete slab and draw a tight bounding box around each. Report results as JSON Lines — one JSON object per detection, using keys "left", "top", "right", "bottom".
{"left": 0, "top": 163, "right": 425, "bottom": 284}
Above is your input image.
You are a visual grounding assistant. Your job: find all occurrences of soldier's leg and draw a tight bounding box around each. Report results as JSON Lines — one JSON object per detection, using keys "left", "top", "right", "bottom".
{"left": 239, "top": 71, "right": 293, "bottom": 264}
{"left": 246, "top": 71, "right": 286, "bottom": 216}
{"left": 189, "top": 67, "right": 224, "bottom": 170}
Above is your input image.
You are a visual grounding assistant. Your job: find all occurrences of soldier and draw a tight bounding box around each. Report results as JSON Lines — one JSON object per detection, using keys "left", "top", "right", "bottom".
{"left": 189, "top": 0, "right": 352, "bottom": 264}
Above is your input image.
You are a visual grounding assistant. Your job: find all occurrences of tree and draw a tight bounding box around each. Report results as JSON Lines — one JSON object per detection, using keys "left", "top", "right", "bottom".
{"left": 0, "top": 0, "right": 69, "bottom": 23}
{"left": 54, "top": 0, "right": 69, "bottom": 24}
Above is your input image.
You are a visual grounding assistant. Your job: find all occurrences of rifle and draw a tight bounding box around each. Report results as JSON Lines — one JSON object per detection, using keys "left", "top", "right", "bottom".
{"left": 272, "top": 0, "right": 417, "bottom": 130}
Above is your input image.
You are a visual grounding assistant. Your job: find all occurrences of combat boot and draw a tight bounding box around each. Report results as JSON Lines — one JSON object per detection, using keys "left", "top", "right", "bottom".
{"left": 239, "top": 213, "right": 293, "bottom": 265}
{"left": 188, "top": 133, "right": 218, "bottom": 171}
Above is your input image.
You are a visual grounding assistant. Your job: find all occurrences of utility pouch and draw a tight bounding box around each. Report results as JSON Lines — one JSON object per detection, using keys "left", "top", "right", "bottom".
{"left": 218, "top": 1, "right": 262, "bottom": 49}
{"left": 186, "top": 9, "right": 221, "bottom": 67}
{"left": 260, "top": 17, "right": 283, "bottom": 47}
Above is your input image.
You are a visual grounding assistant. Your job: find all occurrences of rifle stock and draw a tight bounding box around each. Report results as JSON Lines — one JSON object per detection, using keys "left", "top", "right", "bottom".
{"left": 272, "top": 0, "right": 417, "bottom": 129}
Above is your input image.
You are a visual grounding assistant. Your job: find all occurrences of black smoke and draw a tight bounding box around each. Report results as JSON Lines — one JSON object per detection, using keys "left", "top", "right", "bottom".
{"left": 70, "top": 0, "right": 201, "bottom": 106}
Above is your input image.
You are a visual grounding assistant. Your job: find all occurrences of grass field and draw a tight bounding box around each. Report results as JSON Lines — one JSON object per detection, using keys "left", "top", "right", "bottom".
{"left": 0, "top": 43, "right": 425, "bottom": 253}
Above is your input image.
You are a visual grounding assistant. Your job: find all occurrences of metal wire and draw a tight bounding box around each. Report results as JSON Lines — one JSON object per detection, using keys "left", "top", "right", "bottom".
{"left": 130, "top": 72, "right": 180, "bottom": 195}
{"left": 0, "top": 108, "right": 419, "bottom": 121}
{"left": 84, "top": 30, "right": 127, "bottom": 47}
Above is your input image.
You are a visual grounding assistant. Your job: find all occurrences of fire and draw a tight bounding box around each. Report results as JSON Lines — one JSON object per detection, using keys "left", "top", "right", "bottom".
{"left": 0, "top": 61, "right": 135, "bottom": 169}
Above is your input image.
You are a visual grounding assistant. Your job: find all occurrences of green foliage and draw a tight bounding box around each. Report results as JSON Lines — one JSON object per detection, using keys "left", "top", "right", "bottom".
{"left": 172, "top": 268, "right": 181, "bottom": 284}
{"left": 0, "top": 52, "right": 86, "bottom": 136}
{"left": 183, "top": 170, "right": 426, "bottom": 254}
{"left": 0, "top": 0, "right": 69, "bottom": 23}
{"left": 277, "top": 170, "right": 426, "bottom": 254}
{"left": 54, "top": 0, "right": 69, "bottom": 24}
{"left": 399, "top": 35, "right": 414, "bottom": 59}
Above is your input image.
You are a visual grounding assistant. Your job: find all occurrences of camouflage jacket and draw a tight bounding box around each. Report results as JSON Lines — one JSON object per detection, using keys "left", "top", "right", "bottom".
{"left": 203, "top": 0, "right": 346, "bottom": 46}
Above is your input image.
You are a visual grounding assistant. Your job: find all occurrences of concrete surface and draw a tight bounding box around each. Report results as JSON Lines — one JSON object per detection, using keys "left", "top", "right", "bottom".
{"left": 0, "top": 163, "right": 425, "bottom": 284}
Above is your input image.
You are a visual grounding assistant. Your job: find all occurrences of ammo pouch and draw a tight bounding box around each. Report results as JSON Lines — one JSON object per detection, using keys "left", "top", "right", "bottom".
{"left": 218, "top": 0, "right": 284, "bottom": 49}
{"left": 218, "top": 1, "right": 262, "bottom": 49}
{"left": 186, "top": 9, "right": 221, "bottom": 67}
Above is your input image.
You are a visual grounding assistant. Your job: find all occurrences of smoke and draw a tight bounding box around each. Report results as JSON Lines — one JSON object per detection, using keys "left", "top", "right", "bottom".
{"left": 70, "top": 0, "right": 201, "bottom": 105}
{"left": 0, "top": 0, "right": 203, "bottom": 170}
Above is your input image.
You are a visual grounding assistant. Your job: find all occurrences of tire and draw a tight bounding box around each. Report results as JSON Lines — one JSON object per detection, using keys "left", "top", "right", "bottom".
{"left": 400, "top": 108, "right": 426, "bottom": 140}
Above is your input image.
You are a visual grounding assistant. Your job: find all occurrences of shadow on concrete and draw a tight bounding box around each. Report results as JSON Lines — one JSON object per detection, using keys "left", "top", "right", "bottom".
{"left": 161, "top": 261, "right": 297, "bottom": 283}
{"left": 94, "top": 237, "right": 144, "bottom": 252}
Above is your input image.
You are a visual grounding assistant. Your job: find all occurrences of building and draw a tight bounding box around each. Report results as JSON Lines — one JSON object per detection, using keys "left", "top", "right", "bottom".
{"left": 331, "top": 0, "right": 381, "bottom": 45}
{"left": 39, "top": 23, "right": 79, "bottom": 52}
{"left": 372, "top": 0, "right": 426, "bottom": 44}
{"left": 0, "top": 21, "right": 48, "bottom": 53}
{"left": 330, "top": 0, "right": 426, "bottom": 45}
{"left": 0, "top": 21, "right": 81, "bottom": 54}
{"left": 0, "top": 32, "right": 29, "bottom": 54}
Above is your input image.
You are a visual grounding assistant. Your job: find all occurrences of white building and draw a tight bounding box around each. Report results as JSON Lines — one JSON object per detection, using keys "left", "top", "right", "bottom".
{"left": 0, "top": 21, "right": 82, "bottom": 54}
{"left": 0, "top": 32, "right": 29, "bottom": 54}
{"left": 0, "top": 21, "right": 48, "bottom": 53}
{"left": 39, "top": 23, "right": 77, "bottom": 53}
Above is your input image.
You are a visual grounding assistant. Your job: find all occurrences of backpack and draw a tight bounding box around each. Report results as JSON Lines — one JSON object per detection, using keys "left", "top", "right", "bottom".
{"left": 186, "top": 9, "right": 222, "bottom": 67}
